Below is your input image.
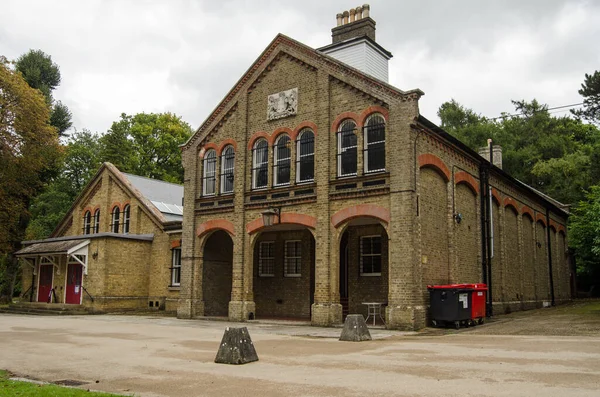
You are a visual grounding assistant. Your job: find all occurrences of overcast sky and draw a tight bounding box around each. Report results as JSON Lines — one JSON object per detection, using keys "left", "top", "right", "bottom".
{"left": 1, "top": 0, "right": 599, "bottom": 134}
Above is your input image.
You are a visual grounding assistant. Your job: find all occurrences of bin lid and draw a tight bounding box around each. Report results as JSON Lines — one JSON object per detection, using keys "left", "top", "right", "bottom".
{"left": 427, "top": 283, "right": 488, "bottom": 290}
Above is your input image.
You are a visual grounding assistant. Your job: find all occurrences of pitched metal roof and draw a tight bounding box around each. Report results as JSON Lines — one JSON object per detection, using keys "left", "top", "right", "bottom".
{"left": 15, "top": 239, "right": 89, "bottom": 256}
{"left": 123, "top": 173, "right": 184, "bottom": 219}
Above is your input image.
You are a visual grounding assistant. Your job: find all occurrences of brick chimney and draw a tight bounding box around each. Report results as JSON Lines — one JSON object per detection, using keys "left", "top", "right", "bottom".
{"left": 318, "top": 4, "right": 392, "bottom": 82}
{"left": 478, "top": 144, "right": 503, "bottom": 169}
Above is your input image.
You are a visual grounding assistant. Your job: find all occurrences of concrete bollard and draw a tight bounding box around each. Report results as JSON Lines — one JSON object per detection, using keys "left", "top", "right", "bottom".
{"left": 339, "top": 314, "right": 372, "bottom": 342}
{"left": 214, "top": 327, "right": 259, "bottom": 365}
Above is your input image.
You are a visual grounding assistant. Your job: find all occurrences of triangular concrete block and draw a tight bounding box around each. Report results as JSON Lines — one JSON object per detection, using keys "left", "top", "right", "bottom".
{"left": 215, "top": 327, "right": 259, "bottom": 365}
{"left": 339, "top": 314, "right": 372, "bottom": 342}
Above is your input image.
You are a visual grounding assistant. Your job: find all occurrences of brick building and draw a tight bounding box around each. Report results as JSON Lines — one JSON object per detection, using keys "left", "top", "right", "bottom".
{"left": 16, "top": 163, "right": 183, "bottom": 313}
{"left": 177, "top": 5, "right": 570, "bottom": 330}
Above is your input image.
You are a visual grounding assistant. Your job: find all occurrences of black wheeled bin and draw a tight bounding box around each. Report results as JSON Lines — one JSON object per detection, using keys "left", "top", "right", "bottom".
{"left": 427, "top": 284, "right": 472, "bottom": 329}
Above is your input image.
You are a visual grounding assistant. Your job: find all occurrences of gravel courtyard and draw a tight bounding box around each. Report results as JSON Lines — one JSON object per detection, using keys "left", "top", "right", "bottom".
{"left": 1, "top": 301, "right": 599, "bottom": 397}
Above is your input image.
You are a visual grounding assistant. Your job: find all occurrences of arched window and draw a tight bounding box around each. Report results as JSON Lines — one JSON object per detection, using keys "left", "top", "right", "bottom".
{"left": 337, "top": 119, "right": 357, "bottom": 177}
{"left": 83, "top": 211, "right": 92, "bottom": 235}
{"left": 296, "top": 129, "right": 314, "bottom": 183}
{"left": 93, "top": 209, "right": 100, "bottom": 234}
{"left": 364, "top": 114, "right": 386, "bottom": 173}
{"left": 122, "top": 204, "right": 130, "bottom": 234}
{"left": 220, "top": 145, "right": 235, "bottom": 194}
{"left": 203, "top": 149, "right": 217, "bottom": 196}
{"left": 111, "top": 206, "right": 120, "bottom": 233}
{"left": 252, "top": 139, "right": 269, "bottom": 189}
{"left": 273, "top": 135, "right": 291, "bottom": 186}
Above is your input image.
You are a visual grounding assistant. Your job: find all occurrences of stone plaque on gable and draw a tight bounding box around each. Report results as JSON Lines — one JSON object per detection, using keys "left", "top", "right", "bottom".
{"left": 267, "top": 88, "right": 298, "bottom": 120}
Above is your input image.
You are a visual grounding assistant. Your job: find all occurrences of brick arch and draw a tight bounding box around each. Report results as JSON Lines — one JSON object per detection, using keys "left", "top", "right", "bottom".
{"left": 199, "top": 143, "right": 218, "bottom": 159}
{"left": 293, "top": 121, "right": 318, "bottom": 140}
{"left": 536, "top": 213, "right": 547, "bottom": 227}
{"left": 549, "top": 220, "right": 559, "bottom": 232}
{"left": 331, "top": 111, "right": 361, "bottom": 133}
{"left": 558, "top": 226, "right": 566, "bottom": 235}
{"left": 246, "top": 213, "right": 317, "bottom": 234}
{"left": 217, "top": 139, "right": 237, "bottom": 155}
{"left": 170, "top": 239, "right": 182, "bottom": 249}
{"left": 418, "top": 153, "right": 450, "bottom": 182}
{"left": 359, "top": 105, "right": 389, "bottom": 126}
{"left": 521, "top": 205, "right": 535, "bottom": 220}
{"left": 503, "top": 197, "right": 520, "bottom": 214}
{"left": 109, "top": 202, "right": 122, "bottom": 212}
{"left": 247, "top": 131, "right": 270, "bottom": 150}
{"left": 454, "top": 171, "right": 479, "bottom": 194}
{"left": 491, "top": 188, "right": 501, "bottom": 205}
{"left": 331, "top": 204, "right": 390, "bottom": 228}
{"left": 270, "top": 127, "right": 294, "bottom": 146}
{"left": 197, "top": 219, "right": 235, "bottom": 238}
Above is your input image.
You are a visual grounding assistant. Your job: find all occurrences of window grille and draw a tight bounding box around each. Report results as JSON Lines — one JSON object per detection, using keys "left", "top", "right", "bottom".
{"left": 360, "top": 235, "right": 382, "bottom": 275}
{"left": 364, "top": 114, "right": 386, "bottom": 173}
{"left": 252, "top": 139, "right": 269, "bottom": 189}
{"left": 83, "top": 211, "right": 92, "bottom": 235}
{"left": 284, "top": 240, "right": 302, "bottom": 277}
{"left": 273, "top": 135, "right": 291, "bottom": 186}
{"left": 296, "top": 129, "right": 314, "bottom": 183}
{"left": 171, "top": 248, "right": 181, "bottom": 286}
{"left": 203, "top": 149, "right": 217, "bottom": 196}
{"left": 337, "top": 120, "right": 357, "bottom": 177}
{"left": 220, "top": 146, "right": 235, "bottom": 194}
{"left": 111, "top": 207, "right": 120, "bottom": 233}
{"left": 258, "top": 241, "right": 274, "bottom": 277}
{"left": 122, "top": 204, "right": 130, "bottom": 234}
{"left": 93, "top": 209, "right": 100, "bottom": 234}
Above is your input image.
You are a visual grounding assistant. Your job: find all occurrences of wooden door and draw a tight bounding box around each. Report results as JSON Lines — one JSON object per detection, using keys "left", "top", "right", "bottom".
{"left": 37, "top": 265, "right": 53, "bottom": 303}
{"left": 65, "top": 263, "right": 83, "bottom": 304}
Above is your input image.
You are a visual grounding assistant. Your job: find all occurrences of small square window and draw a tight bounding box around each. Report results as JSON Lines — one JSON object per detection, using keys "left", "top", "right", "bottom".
{"left": 259, "top": 241, "right": 274, "bottom": 277}
{"left": 360, "top": 235, "right": 382, "bottom": 276}
{"left": 284, "top": 240, "right": 301, "bottom": 277}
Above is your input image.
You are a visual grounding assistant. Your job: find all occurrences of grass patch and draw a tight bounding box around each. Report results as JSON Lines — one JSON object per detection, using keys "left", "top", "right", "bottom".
{"left": 0, "top": 370, "right": 128, "bottom": 396}
{"left": 569, "top": 300, "right": 600, "bottom": 315}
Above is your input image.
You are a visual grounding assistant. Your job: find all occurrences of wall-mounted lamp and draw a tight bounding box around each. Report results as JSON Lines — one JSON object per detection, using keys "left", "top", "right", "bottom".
{"left": 261, "top": 207, "right": 281, "bottom": 227}
{"left": 92, "top": 251, "right": 99, "bottom": 260}
{"left": 454, "top": 213, "right": 463, "bottom": 224}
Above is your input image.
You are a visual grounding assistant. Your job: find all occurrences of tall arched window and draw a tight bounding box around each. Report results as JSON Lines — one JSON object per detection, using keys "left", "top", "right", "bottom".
{"left": 337, "top": 119, "right": 357, "bottom": 177}
{"left": 220, "top": 145, "right": 235, "bottom": 194}
{"left": 252, "top": 139, "right": 268, "bottom": 189}
{"left": 364, "top": 114, "right": 386, "bottom": 173}
{"left": 273, "top": 135, "right": 291, "bottom": 186}
{"left": 203, "top": 149, "right": 217, "bottom": 196}
{"left": 296, "top": 129, "right": 314, "bottom": 183}
{"left": 122, "top": 204, "right": 130, "bottom": 234}
{"left": 83, "top": 211, "right": 92, "bottom": 235}
{"left": 93, "top": 209, "right": 100, "bottom": 234}
{"left": 111, "top": 206, "right": 120, "bottom": 233}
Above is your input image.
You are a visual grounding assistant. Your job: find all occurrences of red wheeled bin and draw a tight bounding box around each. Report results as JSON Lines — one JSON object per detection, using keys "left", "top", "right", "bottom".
{"left": 427, "top": 283, "right": 488, "bottom": 329}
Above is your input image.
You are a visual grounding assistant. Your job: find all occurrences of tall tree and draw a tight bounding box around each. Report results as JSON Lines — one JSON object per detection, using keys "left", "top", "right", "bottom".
{"left": 0, "top": 56, "right": 61, "bottom": 301}
{"left": 568, "top": 186, "right": 600, "bottom": 287}
{"left": 572, "top": 71, "right": 600, "bottom": 126}
{"left": 15, "top": 49, "right": 72, "bottom": 136}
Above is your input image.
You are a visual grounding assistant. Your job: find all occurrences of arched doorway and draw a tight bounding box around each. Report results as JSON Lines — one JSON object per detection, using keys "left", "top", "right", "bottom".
{"left": 339, "top": 218, "right": 389, "bottom": 323}
{"left": 252, "top": 226, "right": 315, "bottom": 320}
{"left": 202, "top": 230, "right": 233, "bottom": 317}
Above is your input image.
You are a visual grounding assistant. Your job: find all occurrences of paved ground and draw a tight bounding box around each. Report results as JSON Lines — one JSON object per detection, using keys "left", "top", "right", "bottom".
{"left": 1, "top": 302, "right": 599, "bottom": 397}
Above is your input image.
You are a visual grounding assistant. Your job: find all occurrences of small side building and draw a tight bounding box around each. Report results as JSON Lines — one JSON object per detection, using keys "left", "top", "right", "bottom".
{"left": 16, "top": 162, "right": 183, "bottom": 313}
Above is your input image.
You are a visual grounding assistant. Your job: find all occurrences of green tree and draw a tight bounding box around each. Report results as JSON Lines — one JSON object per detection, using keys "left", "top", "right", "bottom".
{"left": 100, "top": 112, "right": 193, "bottom": 183}
{"left": 572, "top": 71, "right": 600, "bottom": 125}
{"left": 15, "top": 49, "right": 72, "bottom": 136}
{"left": 568, "top": 186, "right": 600, "bottom": 286}
{"left": 0, "top": 56, "right": 61, "bottom": 302}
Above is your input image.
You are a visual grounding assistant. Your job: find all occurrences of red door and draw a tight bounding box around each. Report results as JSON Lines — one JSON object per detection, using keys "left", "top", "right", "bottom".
{"left": 37, "top": 265, "right": 54, "bottom": 303}
{"left": 65, "top": 264, "right": 83, "bottom": 304}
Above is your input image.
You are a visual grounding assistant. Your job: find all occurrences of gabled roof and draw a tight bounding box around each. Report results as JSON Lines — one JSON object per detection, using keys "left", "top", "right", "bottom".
{"left": 182, "top": 33, "right": 424, "bottom": 151}
{"left": 51, "top": 163, "right": 183, "bottom": 237}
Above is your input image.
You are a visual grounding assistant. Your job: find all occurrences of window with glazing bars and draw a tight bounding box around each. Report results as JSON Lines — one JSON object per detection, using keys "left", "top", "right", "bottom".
{"left": 122, "top": 204, "right": 130, "bottom": 233}
{"left": 171, "top": 248, "right": 181, "bottom": 286}
{"left": 93, "top": 209, "right": 100, "bottom": 233}
{"left": 258, "top": 241, "right": 274, "bottom": 277}
{"left": 274, "top": 135, "right": 291, "bottom": 186}
{"left": 83, "top": 211, "right": 92, "bottom": 234}
{"left": 364, "top": 114, "right": 386, "bottom": 173}
{"left": 252, "top": 140, "right": 269, "bottom": 189}
{"left": 111, "top": 207, "right": 120, "bottom": 233}
{"left": 296, "top": 129, "right": 314, "bottom": 183}
{"left": 360, "top": 235, "right": 382, "bottom": 275}
{"left": 220, "top": 146, "right": 235, "bottom": 194}
{"left": 203, "top": 149, "right": 217, "bottom": 196}
{"left": 337, "top": 120, "right": 357, "bottom": 177}
{"left": 284, "top": 240, "right": 302, "bottom": 277}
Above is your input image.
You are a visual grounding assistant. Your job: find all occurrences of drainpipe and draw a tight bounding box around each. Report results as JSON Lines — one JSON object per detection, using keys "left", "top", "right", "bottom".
{"left": 478, "top": 163, "right": 489, "bottom": 311}
{"left": 486, "top": 140, "right": 493, "bottom": 317}
{"left": 546, "top": 208, "right": 555, "bottom": 306}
